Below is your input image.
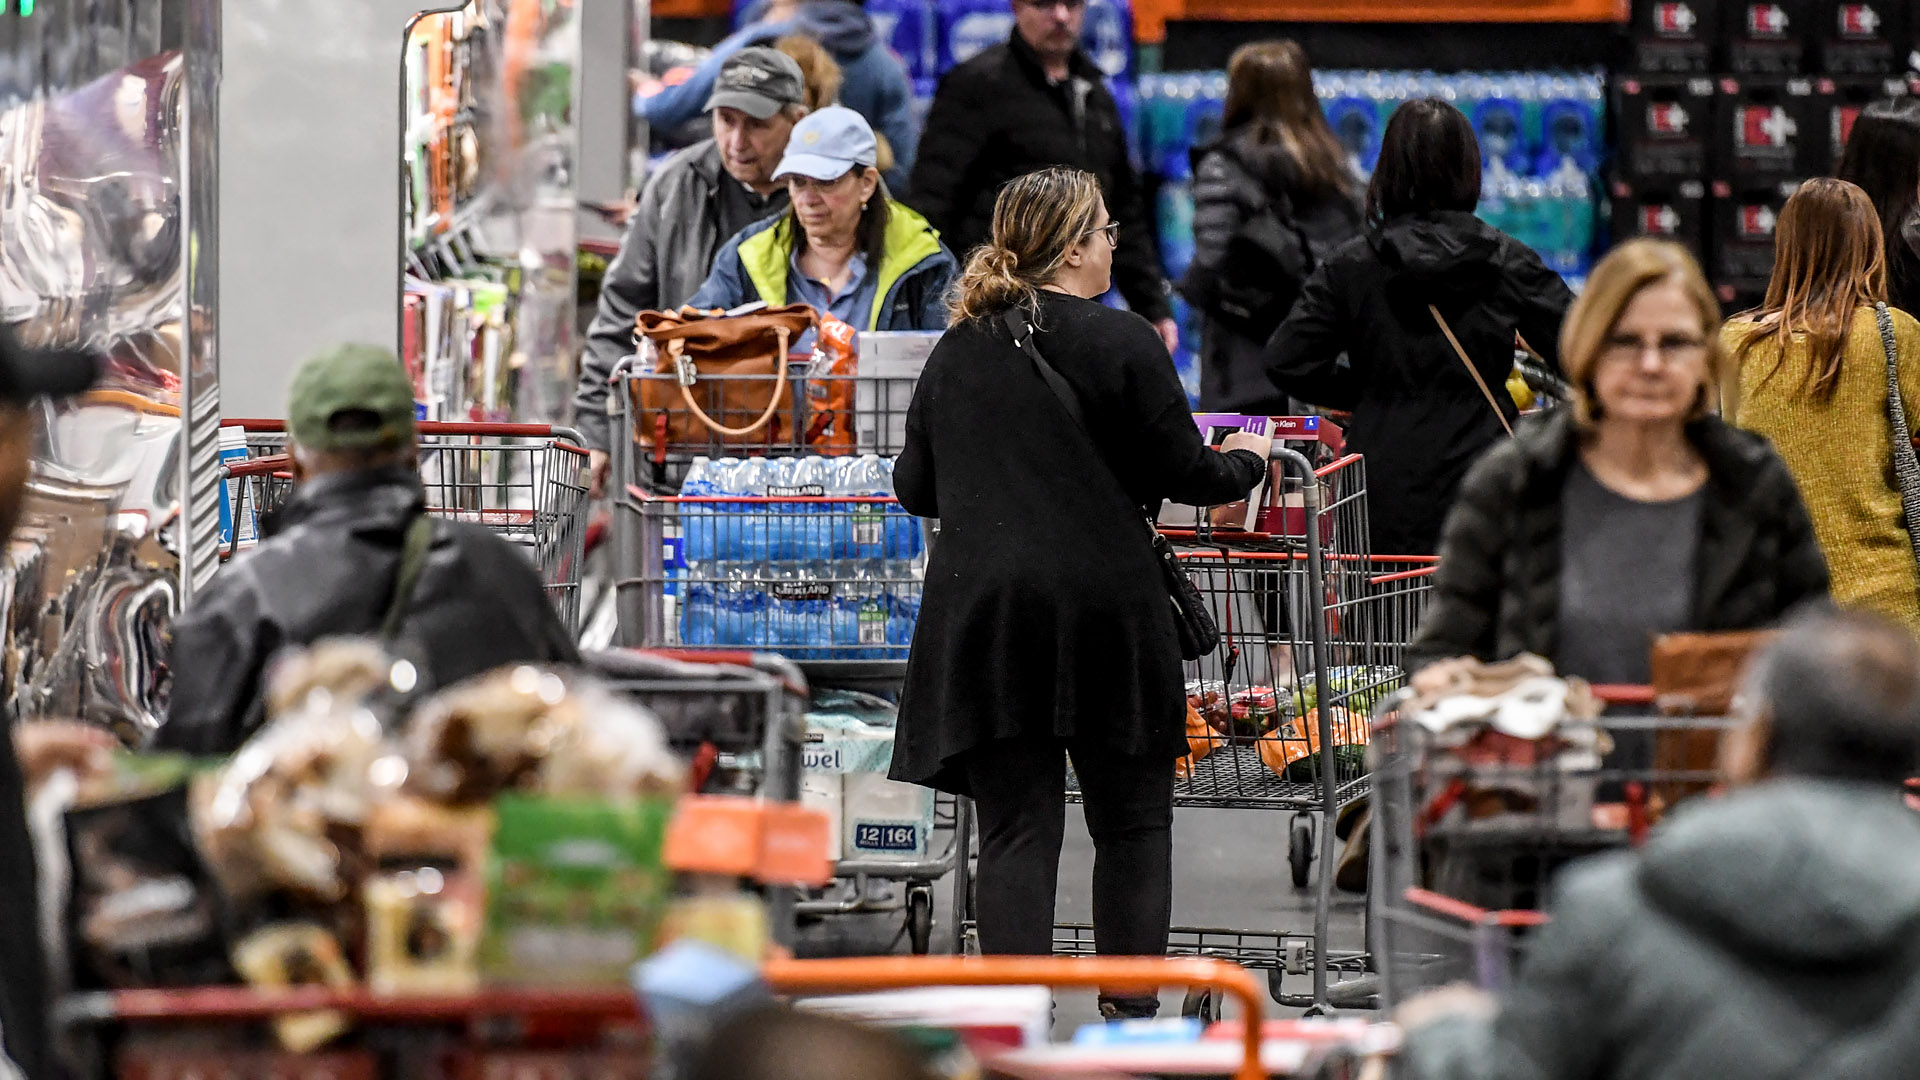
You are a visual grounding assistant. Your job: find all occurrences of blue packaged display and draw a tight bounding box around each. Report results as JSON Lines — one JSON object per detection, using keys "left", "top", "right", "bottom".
{"left": 1082, "top": 0, "right": 1133, "bottom": 78}
{"left": 937, "top": 0, "right": 1014, "bottom": 73}
{"left": 868, "top": 0, "right": 938, "bottom": 79}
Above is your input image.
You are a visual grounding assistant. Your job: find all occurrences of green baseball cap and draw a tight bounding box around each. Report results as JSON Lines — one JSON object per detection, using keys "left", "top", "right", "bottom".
{"left": 286, "top": 344, "right": 417, "bottom": 453}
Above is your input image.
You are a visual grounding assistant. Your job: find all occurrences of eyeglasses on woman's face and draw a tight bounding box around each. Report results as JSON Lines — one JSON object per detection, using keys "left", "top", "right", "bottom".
{"left": 1598, "top": 332, "right": 1709, "bottom": 366}
{"left": 1083, "top": 220, "right": 1120, "bottom": 248}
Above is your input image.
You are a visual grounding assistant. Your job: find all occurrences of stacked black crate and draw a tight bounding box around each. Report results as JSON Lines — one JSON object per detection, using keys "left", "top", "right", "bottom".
{"left": 1712, "top": 75, "right": 1825, "bottom": 307}
{"left": 1616, "top": 0, "right": 1912, "bottom": 302}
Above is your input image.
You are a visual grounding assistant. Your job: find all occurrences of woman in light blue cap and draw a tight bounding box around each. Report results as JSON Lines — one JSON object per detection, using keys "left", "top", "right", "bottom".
{"left": 689, "top": 106, "right": 956, "bottom": 339}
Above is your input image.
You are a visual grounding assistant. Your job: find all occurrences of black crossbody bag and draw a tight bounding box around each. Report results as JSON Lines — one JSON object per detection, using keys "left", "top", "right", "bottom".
{"left": 1000, "top": 308, "right": 1221, "bottom": 661}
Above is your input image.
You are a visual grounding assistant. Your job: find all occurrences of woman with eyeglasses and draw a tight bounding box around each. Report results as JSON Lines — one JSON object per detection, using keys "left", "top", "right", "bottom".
{"left": 1723, "top": 179, "right": 1920, "bottom": 627}
{"left": 889, "top": 167, "right": 1270, "bottom": 1019}
{"left": 688, "top": 107, "right": 955, "bottom": 338}
{"left": 1408, "top": 238, "right": 1828, "bottom": 684}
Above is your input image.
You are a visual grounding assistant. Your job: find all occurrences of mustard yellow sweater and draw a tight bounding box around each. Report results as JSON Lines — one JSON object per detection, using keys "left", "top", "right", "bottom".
{"left": 1724, "top": 307, "right": 1920, "bottom": 627}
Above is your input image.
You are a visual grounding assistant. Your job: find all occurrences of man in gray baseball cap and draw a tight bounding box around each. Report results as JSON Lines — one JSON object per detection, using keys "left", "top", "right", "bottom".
{"left": 575, "top": 45, "right": 810, "bottom": 493}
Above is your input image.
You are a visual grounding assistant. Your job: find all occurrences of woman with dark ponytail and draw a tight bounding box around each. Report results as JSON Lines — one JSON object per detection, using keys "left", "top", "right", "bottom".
{"left": 890, "top": 167, "right": 1270, "bottom": 1016}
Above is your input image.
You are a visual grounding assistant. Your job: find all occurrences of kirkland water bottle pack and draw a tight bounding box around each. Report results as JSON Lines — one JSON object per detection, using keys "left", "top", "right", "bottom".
{"left": 676, "top": 455, "right": 923, "bottom": 659}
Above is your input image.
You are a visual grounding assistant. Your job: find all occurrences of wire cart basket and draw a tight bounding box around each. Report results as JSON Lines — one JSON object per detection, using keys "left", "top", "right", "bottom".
{"left": 939, "top": 439, "right": 1439, "bottom": 1014}
{"left": 219, "top": 420, "right": 591, "bottom": 631}
{"left": 604, "top": 344, "right": 962, "bottom": 951}
{"left": 1369, "top": 685, "right": 1736, "bottom": 1008}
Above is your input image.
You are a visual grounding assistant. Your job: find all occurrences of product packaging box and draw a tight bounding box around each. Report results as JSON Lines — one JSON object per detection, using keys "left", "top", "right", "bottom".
{"left": 1630, "top": 0, "right": 1722, "bottom": 73}
{"left": 482, "top": 794, "right": 675, "bottom": 986}
{"left": 1725, "top": 0, "right": 1814, "bottom": 74}
{"left": 801, "top": 720, "right": 936, "bottom": 863}
{"left": 1711, "top": 178, "right": 1802, "bottom": 291}
{"left": 1610, "top": 180, "right": 1709, "bottom": 266}
{"left": 1714, "top": 75, "right": 1829, "bottom": 183}
{"left": 1616, "top": 76, "right": 1718, "bottom": 182}
{"left": 1815, "top": 0, "right": 1910, "bottom": 74}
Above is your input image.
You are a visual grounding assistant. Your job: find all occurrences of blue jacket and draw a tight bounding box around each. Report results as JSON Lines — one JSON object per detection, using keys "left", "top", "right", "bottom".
{"left": 689, "top": 201, "right": 955, "bottom": 331}
{"left": 642, "top": 0, "right": 920, "bottom": 191}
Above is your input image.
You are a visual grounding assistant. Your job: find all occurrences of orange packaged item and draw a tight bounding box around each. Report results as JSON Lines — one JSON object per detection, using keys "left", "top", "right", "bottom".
{"left": 805, "top": 314, "right": 858, "bottom": 450}
{"left": 1176, "top": 702, "right": 1218, "bottom": 779}
{"left": 1255, "top": 706, "right": 1365, "bottom": 779}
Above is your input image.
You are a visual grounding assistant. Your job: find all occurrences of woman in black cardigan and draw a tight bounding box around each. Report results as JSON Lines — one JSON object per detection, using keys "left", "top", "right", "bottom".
{"left": 890, "top": 167, "right": 1269, "bottom": 1016}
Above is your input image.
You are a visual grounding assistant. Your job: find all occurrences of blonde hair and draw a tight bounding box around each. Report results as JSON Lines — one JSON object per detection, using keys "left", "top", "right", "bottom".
{"left": 1560, "top": 238, "right": 1726, "bottom": 429}
{"left": 775, "top": 35, "right": 842, "bottom": 113}
{"left": 774, "top": 36, "right": 891, "bottom": 172}
{"left": 1730, "top": 178, "right": 1888, "bottom": 403}
{"left": 948, "top": 167, "right": 1104, "bottom": 324}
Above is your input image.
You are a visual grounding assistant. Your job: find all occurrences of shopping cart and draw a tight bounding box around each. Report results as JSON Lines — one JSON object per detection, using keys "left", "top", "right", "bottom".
{"left": 943, "top": 446, "right": 1433, "bottom": 1013}
{"left": 219, "top": 420, "right": 590, "bottom": 631}
{"left": 1369, "top": 684, "right": 1735, "bottom": 1007}
{"left": 604, "top": 347, "right": 956, "bottom": 951}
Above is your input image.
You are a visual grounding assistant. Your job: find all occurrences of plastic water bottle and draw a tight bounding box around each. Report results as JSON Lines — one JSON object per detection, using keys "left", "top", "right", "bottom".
{"left": 736, "top": 457, "right": 773, "bottom": 563}
{"left": 879, "top": 457, "right": 924, "bottom": 564}
{"left": 854, "top": 559, "right": 893, "bottom": 659}
{"left": 792, "top": 455, "right": 836, "bottom": 562}
{"left": 838, "top": 455, "right": 889, "bottom": 559}
{"left": 716, "top": 562, "right": 768, "bottom": 647}
{"left": 883, "top": 558, "right": 922, "bottom": 658}
{"left": 680, "top": 457, "right": 717, "bottom": 563}
{"left": 681, "top": 560, "right": 719, "bottom": 646}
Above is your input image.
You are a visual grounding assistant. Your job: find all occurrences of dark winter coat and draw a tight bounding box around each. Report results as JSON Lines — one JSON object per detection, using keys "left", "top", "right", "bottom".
{"left": 1890, "top": 211, "right": 1920, "bottom": 321}
{"left": 1180, "top": 129, "right": 1361, "bottom": 413}
{"left": 906, "top": 34, "right": 1170, "bottom": 322}
{"left": 1401, "top": 779, "right": 1920, "bottom": 1080}
{"left": 1406, "top": 411, "right": 1830, "bottom": 673}
{"left": 158, "top": 467, "right": 580, "bottom": 755}
{"left": 889, "top": 292, "right": 1265, "bottom": 793}
{"left": 1264, "top": 210, "right": 1573, "bottom": 555}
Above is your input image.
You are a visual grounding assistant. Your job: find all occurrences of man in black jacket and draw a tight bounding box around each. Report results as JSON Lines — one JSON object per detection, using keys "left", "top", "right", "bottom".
{"left": 907, "top": 1, "right": 1176, "bottom": 353}
{"left": 1397, "top": 608, "right": 1920, "bottom": 1080}
{"left": 159, "top": 345, "right": 579, "bottom": 756}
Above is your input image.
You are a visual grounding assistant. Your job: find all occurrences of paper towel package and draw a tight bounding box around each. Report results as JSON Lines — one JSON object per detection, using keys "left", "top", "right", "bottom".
{"left": 801, "top": 719, "right": 936, "bottom": 863}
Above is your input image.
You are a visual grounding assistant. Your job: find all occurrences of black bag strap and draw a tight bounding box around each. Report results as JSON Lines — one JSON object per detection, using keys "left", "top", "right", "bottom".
{"left": 1002, "top": 307, "right": 1092, "bottom": 436}
{"left": 380, "top": 515, "right": 436, "bottom": 641}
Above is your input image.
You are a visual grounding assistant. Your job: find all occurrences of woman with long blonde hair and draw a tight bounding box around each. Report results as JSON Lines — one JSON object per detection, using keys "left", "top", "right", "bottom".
{"left": 1725, "top": 177, "right": 1920, "bottom": 626}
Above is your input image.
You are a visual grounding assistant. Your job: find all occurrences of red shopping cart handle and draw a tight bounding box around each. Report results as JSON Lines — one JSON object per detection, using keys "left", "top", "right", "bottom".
{"left": 224, "top": 417, "right": 583, "bottom": 442}
{"left": 1592, "top": 684, "right": 1656, "bottom": 706}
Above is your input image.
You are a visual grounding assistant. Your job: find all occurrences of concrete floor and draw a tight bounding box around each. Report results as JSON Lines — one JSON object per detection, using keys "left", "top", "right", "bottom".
{"left": 793, "top": 804, "right": 1370, "bottom": 1035}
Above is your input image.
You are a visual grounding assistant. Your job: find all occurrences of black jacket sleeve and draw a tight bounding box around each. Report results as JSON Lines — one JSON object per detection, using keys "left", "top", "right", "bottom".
{"left": 574, "top": 177, "right": 667, "bottom": 452}
{"left": 1104, "top": 98, "right": 1172, "bottom": 324}
{"left": 1504, "top": 243, "right": 1575, "bottom": 374}
{"left": 156, "top": 577, "right": 277, "bottom": 756}
{"left": 1264, "top": 259, "right": 1363, "bottom": 408}
{"left": 1405, "top": 440, "right": 1521, "bottom": 671}
{"left": 1113, "top": 314, "right": 1264, "bottom": 505}
{"left": 906, "top": 67, "right": 990, "bottom": 245}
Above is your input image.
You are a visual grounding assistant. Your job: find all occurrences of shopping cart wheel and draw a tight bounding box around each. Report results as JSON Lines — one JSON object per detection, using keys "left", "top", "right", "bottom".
{"left": 1180, "top": 987, "right": 1219, "bottom": 1024}
{"left": 1289, "top": 814, "right": 1315, "bottom": 889}
{"left": 907, "top": 885, "right": 935, "bottom": 956}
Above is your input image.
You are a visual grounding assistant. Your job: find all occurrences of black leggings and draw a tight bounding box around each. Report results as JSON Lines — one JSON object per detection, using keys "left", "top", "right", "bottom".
{"left": 964, "top": 737, "right": 1176, "bottom": 960}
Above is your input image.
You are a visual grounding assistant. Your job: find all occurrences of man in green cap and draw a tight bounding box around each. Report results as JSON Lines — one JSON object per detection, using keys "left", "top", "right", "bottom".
{"left": 158, "top": 344, "right": 579, "bottom": 754}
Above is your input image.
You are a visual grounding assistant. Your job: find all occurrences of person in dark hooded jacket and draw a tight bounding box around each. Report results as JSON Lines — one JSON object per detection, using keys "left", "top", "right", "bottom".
{"left": 1264, "top": 98, "right": 1571, "bottom": 556}
{"left": 642, "top": 0, "right": 918, "bottom": 191}
{"left": 1179, "top": 39, "right": 1361, "bottom": 414}
{"left": 1395, "top": 607, "right": 1920, "bottom": 1080}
